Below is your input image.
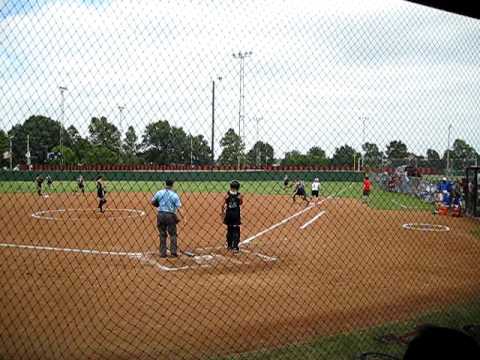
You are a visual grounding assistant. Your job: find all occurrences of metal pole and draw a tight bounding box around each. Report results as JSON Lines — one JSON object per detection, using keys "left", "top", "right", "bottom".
{"left": 233, "top": 51, "right": 252, "bottom": 170}
{"left": 190, "top": 134, "right": 193, "bottom": 166}
{"left": 446, "top": 124, "right": 452, "bottom": 176}
{"left": 59, "top": 86, "right": 68, "bottom": 166}
{"left": 211, "top": 80, "right": 215, "bottom": 163}
{"left": 118, "top": 105, "right": 125, "bottom": 139}
{"left": 9, "top": 137, "right": 13, "bottom": 171}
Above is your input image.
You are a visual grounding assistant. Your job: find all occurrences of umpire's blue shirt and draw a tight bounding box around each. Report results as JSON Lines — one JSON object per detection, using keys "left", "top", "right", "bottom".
{"left": 152, "top": 189, "right": 182, "bottom": 214}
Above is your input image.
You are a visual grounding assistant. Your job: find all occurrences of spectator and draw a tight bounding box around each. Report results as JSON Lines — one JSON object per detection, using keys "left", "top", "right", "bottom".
{"left": 404, "top": 325, "right": 480, "bottom": 359}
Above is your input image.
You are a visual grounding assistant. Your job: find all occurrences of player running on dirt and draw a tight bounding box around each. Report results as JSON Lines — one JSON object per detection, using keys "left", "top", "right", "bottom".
{"left": 292, "top": 179, "right": 309, "bottom": 205}
{"left": 46, "top": 175, "right": 53, "bottom": 190}
{"left": 311, "top": 178, "right": 320, "bottom": 198}
{"left": 283, "top": 174, "right": 290, "bottom": 190}
{"left": 77, "top": 175, "right": 85, "bottom": 194}
{"left": 96, "top": 176, "right": 107, "bottom": 213}
{"left": 35, "top": 175, "right": 44, "bottom": 196}
{"left": 222, "top": 180, "right": 243, "bottom": 252}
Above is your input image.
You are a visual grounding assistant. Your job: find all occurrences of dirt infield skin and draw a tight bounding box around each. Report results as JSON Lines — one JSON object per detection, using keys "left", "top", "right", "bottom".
{"left": 1, "top": 191, "right": 480, "bottom": 359}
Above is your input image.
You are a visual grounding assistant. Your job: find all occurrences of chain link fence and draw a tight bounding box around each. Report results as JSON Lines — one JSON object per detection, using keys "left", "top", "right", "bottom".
{"left": 1, "top": 1, "right": 480, "bottom": 359}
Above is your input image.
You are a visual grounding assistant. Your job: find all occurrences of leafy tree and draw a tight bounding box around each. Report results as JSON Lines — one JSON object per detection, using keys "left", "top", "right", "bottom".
{"left": 67, "top": 125, "right": 82, "bottom": 145}
{"left": 72, "top": 138, "right": 93, "bottom": 165}
{"left": 281, "top": 150, "right": 308, "bottom": 165}
{"left": 386, "top": 140, "right": 408, "bottom": 160}
{"left": 306, "top": 146, "right": 328, "bottom": 165}
{"left": 85, "top": 145, "right": 119, "bottom": 165}
{"left": 218, "top": 128, "right": 245, "bottom": 165}
{"left": 8, "top": 115, "right": 71, "bottom": 164}
{"left": 190, "top": 134, "right": 212, "bottom": 165}
{"left": 444, "top": 139, "right": 478, "bottom": 170}
{"left": 362, "top": 142, "right": 383, "bottom": 167}
{"left": 122, "top": 126, "right": 139, "bottom": 163}
{"left": 49, "top": 145, "right": 76, "bottom": 164}
{"left": 88, "top": 116, "right": 121, "bottom": 153}
{"left": 0, "top": 130, "right": 8, "bottom": 167}
{"left": 426, "top": 149, "right": 442, "bottom": 170}
{"left": 141, "top": 120, "right": 172, "bottom": 164}
{"left": 246, "top": 141, "right": 274, "bottom": 166}
{"left": 331, "top": 145, "right": 360, "bottom": 166}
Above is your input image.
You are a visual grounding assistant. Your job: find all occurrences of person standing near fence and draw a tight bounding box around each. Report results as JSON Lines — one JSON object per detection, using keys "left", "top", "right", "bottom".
{"left": 151, "top": 179, "right": 182, "bottom": 258}
{"left": 362, "top": 175, "right": 372, "bottom": 203}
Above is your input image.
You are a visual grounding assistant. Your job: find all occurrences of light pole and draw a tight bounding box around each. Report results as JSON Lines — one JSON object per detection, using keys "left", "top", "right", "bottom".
{"left": 233, "top": 51, "right": 253, "bottom": 169}
{"left": 190, "top": 133, "right": 193, "bottom": 167}
{"left": 59, "top": 86, "right": 68, "bottom": 165}
{"left": 26, "top": 134, "right": 31, "bottom": 170}
{"left": 254, "top": 116, "right": 263, "bottom": 167}
{"left": 446, "top": 124, "right": 452, "bottom": 176}
{"left": 359, "top": 116, "right": 368, "bottom": 171}
{"left": 9, "top": 136, "right": 13, "bottom": 171}
{"left": 118, "top": 105, "right": 126, "bottom": 139}
{"left": 211, "top": 76, "right": 222, "bottom": 163}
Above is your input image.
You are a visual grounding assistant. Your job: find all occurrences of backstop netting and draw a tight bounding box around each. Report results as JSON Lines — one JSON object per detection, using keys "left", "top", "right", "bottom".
{"left": 1, "top": 1, "right": 480, "bottom": 359}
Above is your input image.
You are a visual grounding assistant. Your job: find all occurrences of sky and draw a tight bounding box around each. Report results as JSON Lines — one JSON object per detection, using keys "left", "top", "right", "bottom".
{"left": 1, "top": 0, "right": 479, "bottom": 158}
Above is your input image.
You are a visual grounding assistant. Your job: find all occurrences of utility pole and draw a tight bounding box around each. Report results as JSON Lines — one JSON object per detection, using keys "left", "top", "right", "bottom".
{"left": 9, "top": 136, "right": 13, "bottom": 171}
{"left": 233, "top": 51, "right": 253, "bottom": 169}
{"left": 59, "top": 86, "right": 68, "bottom": 166}
{"left": 254, "top": 116, "right": 263, "bottom": 167}
{"left": 26, "top": 134, "right": 31, "bottom": 170}
{"left": 118, "top": 105, "right": 126, "bottom": 140}
{"left": 211, "top": 76, "right": 222, "bottom": 163}
{"left": 446, "top": 124, "right": 452, "bottom": 176}
{"left": 190, "top": 134, "right": 193, "bottom": 167}
{"left": 359, "top": 116, "right": 368, "bottom": 171}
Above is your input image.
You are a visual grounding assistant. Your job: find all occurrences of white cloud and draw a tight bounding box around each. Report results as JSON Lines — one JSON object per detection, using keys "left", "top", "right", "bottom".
{"left": 0, "top": 0, "right": 479, "bottom": 158}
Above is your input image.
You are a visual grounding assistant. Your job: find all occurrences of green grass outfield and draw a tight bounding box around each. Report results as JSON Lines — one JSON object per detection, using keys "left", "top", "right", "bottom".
{"left": 212, "top": 300, "right": 480, "bottom": 360}
{"left": 0, "top": 180, "right": 432, "bottom": 211}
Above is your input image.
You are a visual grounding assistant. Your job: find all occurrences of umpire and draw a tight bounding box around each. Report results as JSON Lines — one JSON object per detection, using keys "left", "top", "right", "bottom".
{"left": 151, "top": 179, "right": 182, "bottom": 258}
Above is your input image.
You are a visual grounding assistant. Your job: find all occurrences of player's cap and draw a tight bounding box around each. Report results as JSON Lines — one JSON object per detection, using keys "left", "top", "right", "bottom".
{"left": 230, "top": 180, "right": 240, "bottom": 189}
{"left": 166, "top": 179, "right": 175, "bottom": 187}
{"left": 442, "top": 177, "right": 447, "bottom": 181}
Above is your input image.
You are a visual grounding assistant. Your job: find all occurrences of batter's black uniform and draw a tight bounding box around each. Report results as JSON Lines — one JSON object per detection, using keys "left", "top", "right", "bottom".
{"left": 78, "top": 178, "right": 85, "bottom": 193}
{"left": 35, "top": 176, "right": 44, "bottom": 196}
{"left": 224, "top": 191, "right": 242, "bottom": 250}
{"left": 96, "top": 180, "right": 107, "bottom": 212}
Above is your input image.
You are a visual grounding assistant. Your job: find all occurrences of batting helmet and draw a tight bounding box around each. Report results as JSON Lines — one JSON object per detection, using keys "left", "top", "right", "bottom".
{"left": 230, "top": 180, "right": 240, "bottom": 190}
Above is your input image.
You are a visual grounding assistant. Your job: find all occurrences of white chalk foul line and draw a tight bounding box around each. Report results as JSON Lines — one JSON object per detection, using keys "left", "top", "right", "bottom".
{"left": 239, "top": 187, "right": 348, "bottom": 246}
{"left": 240, "top": 204, "right": 315, "bottom": 245}
{"left": 300, "top": 211, "right": 326, "bottom": 229}
{"left": 0, "top": 242, "right": 143, "bottom": 257}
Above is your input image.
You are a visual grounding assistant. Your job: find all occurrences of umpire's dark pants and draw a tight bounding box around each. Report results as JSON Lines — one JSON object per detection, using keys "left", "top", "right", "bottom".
{"left": 157, "top": 212, "right": 178, "bottom": 257}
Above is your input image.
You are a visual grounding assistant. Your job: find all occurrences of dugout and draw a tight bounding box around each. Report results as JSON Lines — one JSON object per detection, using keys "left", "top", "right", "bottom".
{"left": 465, "top": 167, "right": 480, "bottom": 217}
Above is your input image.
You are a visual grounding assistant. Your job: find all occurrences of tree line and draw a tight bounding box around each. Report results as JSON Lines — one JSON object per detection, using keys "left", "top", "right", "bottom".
{"left": 0, "top": 115, "right": 478, "bottom": 170}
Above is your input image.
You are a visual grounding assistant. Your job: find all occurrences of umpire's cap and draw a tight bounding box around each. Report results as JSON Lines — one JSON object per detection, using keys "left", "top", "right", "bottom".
{"left": 230, "top": 180, "right": 240, "bottom": 190}
{"left": 166, "top": 179, "right": 175, "bottom": 187}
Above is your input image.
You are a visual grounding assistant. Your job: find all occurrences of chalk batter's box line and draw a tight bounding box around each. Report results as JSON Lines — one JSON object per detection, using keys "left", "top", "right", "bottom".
{"left": 0, "top": 243, "right": 277, "bottom": 273}
{"left": 139, "top": 248, "right": 278, "bottom": 272}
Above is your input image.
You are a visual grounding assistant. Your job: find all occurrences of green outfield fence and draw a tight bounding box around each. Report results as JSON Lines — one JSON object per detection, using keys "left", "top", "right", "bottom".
{"left": 0, "top": 170, "right": 363, "bottom": 182}
{"left": 1, "top": 1, "right": 480, "bottom": 360}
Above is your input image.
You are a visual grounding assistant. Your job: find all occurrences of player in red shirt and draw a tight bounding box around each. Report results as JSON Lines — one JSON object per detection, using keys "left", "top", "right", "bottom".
{"left": 363, "top": 176, "right": 372, "bottom": 203}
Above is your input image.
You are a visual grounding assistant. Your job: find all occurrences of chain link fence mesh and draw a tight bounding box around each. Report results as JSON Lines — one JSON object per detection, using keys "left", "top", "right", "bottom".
{"left": 1, "top": 1, "right": 480, "bottom": 359}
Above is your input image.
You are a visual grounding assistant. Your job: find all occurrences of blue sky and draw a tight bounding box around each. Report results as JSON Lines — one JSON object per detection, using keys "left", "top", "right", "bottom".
{"left": 1, "top": 0, "right": 479, "bottom": 158}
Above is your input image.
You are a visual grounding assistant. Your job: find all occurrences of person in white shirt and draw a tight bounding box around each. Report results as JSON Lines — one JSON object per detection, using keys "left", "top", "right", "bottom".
{"left": 311, "top": 178, "right": 320, "bottom": 203}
